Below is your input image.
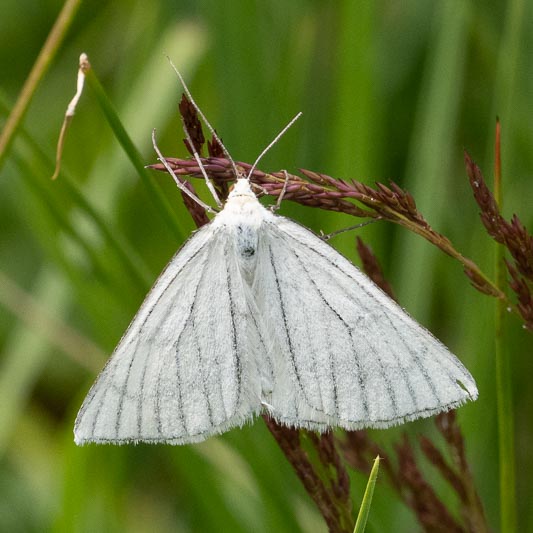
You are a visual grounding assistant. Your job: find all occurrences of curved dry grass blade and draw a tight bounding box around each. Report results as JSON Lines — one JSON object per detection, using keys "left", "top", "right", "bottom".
{"left": 0, "top": 0, "right": 81, "bottom": 170}
{"left": 51, "top": 53, "right": 88, "bottom": 180}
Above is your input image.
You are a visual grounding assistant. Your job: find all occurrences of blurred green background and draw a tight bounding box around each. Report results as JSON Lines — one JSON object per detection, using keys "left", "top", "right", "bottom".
{"left": 1, "top": 0, "right": 532, "bottom": 531}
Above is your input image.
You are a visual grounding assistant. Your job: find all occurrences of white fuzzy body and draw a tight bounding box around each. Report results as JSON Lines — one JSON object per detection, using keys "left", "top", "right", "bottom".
{"left": 74, "top": 179, "right": 477, "bottom": 445}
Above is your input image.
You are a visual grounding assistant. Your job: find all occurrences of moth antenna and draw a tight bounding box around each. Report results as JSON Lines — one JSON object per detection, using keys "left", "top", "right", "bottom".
{"left": 181, "top": 118, "right": 223, "bottom": 208}
{"left": 151, "top": 129, "right": 217, "bottom": 214}
{"left": 247, "top": 112, "right": 302, "bottom": 181}
{"left": 320, "top": 218, "right": 382, "bottom": 241}
{"left": 167, "top": 57, "right": 240, "bottom": 180}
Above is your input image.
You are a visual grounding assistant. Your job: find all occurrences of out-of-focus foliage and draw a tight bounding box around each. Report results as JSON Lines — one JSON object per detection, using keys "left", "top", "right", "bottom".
{"left": 0, "top": 1, "right": 532, "bottom": 531}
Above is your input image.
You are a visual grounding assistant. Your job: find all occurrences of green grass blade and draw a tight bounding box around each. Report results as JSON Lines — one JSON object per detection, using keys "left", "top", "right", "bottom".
{"left": 0, "top": 93, "right": 153, "bottom": 292}
{"left": 0, "top": 270, "right": 67, "bottom": 455}
{"left": 391, "top": 1, "right": 469, "bottom": 315}
{"left": 354, "top": 456, "right": 380, "bottom": 533}
{"left": 82, "top": 66, "right": 183, "bottom": 240}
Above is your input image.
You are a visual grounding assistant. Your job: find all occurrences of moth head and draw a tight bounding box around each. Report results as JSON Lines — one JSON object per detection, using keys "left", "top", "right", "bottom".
{"left": 228, "top": 178, "right": 255, "bottom": 200}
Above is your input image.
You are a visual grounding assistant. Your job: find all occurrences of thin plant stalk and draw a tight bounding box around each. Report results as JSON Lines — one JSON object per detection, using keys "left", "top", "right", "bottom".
{"left": 493, "top": 120, "right": 516, "bottom": 533}
{"left": 488, "top": 2, "right": 526, "bottom": 527}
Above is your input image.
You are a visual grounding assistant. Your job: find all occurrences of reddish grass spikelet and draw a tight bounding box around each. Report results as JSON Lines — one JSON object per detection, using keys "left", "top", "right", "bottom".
{"left": 179, "top": 179, "right": 210, "bottom": 228}
{"left": 179, "top": 94, "right": 205, "bottom": 155}
{"left": 465, "top": 150, "right": 533, "bottom": 282}
{"left": 432, "top": 412, "right": 489, "bottom": 532}
{"left": 155, "top": 144, "right": 533, "bottom": 326}
{"left": 341, "top": 430, "right": 401, "bottom": 493}
{"left": 465, "top": 150, "right": 533, "bottom": 328}
{"left": 464, "top": 151, "right": 505, "bottom": 243}
{"left": 308, "top": 432, "right": 351, "bottom": 503}
{"left": 419, "top": 435, "right": 467, "bottom": 501}
{"left": 465, "top": 150, "right": 533, "bottom": 279}
{"left": 504, "top": 214, "right": 533, "bottom": 280}
{"left": 262, "top": 416, "right": 353, "bottom": 533}
{"left": 506, "top": 260, "right": 533, "bottom": 330}
{"left": 151, "top": 135, "right": 507, "bottom": 305}
{"left": 396, "top": 436, "right": 464, "bottom": 533}
{"left": 355, "top": 237, "right": 396, "bottom": 301}
{"left": 207, "top": 135, "right": 225, "bottom": 158}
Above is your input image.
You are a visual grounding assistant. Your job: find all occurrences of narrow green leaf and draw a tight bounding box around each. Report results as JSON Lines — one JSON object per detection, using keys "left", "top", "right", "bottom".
{"left": 83, "top": 66, "right": 183, "bottom": 240}
{"left": 354, "top": 456, "right": 380, "bottom": 533}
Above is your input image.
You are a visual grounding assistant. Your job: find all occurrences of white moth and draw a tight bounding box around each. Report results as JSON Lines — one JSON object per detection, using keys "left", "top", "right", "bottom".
{"left": 74, "top": 81, "right": 477, "bottom": 446}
